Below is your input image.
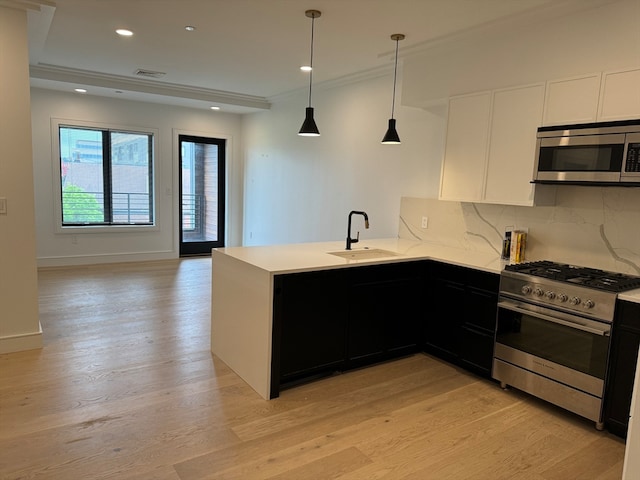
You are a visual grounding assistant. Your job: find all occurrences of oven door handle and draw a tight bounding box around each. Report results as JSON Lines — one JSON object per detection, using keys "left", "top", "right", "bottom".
{"left": 497, "top": 300, "right": 611, "bottom": 336}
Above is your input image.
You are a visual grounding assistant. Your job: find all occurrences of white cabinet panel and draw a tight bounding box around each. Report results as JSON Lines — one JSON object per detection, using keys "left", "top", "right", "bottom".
{"left": 439, "top": 92, "right": 491, "bottom": 202}
{"left": 599, "top": 68, "right": 640, "bottom": 121}
{"left": 440, "top": 84, "right": 551, "bottom": 206}
{"left": 543, "top": 73, "right": 601, "bottom": 126}
{"left": 484, "top": 83, "right": 545, "bottom": 205}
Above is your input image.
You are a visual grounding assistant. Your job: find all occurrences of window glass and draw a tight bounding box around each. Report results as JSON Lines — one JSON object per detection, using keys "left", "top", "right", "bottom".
{"left": 59, "top": 126, "right": 154, "bottom": 226}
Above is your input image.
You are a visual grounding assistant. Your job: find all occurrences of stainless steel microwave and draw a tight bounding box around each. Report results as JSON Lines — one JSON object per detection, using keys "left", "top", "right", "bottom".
{"left": 533, "top": 120, "right": 640, "bottom": 185}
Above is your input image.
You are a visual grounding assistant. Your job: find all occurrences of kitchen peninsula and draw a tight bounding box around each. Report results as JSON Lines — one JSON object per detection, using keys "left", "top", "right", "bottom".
{"left": 210, "top": 238, "right": 503, "bottom": 400}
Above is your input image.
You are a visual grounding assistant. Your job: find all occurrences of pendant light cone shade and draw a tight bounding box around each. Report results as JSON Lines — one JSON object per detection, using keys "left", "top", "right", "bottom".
{"left": 382, "top": 33, "right": 405, "bottom": 144}
{"left": 299, "top": 9, "right": 321, "bottom": 136}
{"left": 299, "top": 107, "right": 320, "bottom": 136}
{"left": 382, "top": 119, "right": 400, "bottom": 143}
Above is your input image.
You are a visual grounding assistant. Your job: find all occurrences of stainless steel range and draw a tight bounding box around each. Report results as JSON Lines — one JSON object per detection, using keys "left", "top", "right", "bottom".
{"left": 493, "top": 260, "right": 640, "bottom": 430}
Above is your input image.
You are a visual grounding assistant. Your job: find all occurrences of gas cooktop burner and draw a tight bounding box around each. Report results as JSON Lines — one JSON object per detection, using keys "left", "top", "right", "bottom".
{"left": 504, "top": 260, "right": 640, "bottom": 293}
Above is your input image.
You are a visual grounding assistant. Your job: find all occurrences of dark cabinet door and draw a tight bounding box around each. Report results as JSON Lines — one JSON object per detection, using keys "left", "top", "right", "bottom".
{"left": 459, "top": 326, "right": 495, "bottom": 376}
{"left": 425, "top": 261, "right": 499, "bottom": 378}
{"left": 465, "top": 269, "right": 500, "bottom": 332}
{"left": 604, "top": 300, "right": 640, "bottom": 438}
{"left": 425, "top": 274, "right": 464, "bottom": 362}
{"left": 272, "top": 269, "right": 348, "bottom": 393}
{"left": 346, "top": 262, "right": 426, "bottom": 368}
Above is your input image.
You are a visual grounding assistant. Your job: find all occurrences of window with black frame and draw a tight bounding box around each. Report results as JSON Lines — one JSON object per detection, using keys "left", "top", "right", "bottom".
{"left": 58, "top": 125, "right": 154, "bottom": 226}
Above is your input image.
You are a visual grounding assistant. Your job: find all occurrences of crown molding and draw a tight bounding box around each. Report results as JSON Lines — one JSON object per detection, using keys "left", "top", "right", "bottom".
{"left": 0, "top": 0, "right": 54, "bottom": 11}
{"left": 30, "top": 64, "right": 271, "bottom": 110}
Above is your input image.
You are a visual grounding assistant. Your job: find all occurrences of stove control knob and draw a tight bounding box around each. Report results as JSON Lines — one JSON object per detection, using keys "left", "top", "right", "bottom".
{"left": 533, "top": 287, "right": 544, "bottom": 297}
{"left": 584, "top": 299, "right": 595, "bottom": 309}
{"left": 521, "top": 285, "right": 532, "bottom": 295}
{"left": 545, "top": 291, "right": 556, "bottom": 300}
{"left": 558, "top": 294, "right": 568, "bottom": 303}
{"left": 570, "top": 296, "right": 581, "bottom": 306}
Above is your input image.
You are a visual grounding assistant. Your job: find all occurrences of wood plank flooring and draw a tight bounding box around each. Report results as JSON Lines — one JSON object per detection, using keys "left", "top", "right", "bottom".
{"left": 0, "top": 258, "right": 626, "bottom": 479}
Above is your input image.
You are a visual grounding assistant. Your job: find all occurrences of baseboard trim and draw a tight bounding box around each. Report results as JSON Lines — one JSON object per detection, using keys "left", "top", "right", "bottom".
{"left": 0, "top": 324, "right": 43, "bottom": 354}
{"left": 37, "top": 251, "right": 177, "bottom": 268}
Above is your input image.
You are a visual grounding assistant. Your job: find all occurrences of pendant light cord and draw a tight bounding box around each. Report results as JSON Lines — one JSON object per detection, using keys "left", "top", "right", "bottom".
{"left": 390, "top": 37, "right": 399, "bottom": 119}
{"left": 307, "top": 15, "right": 315, "bottom": 108}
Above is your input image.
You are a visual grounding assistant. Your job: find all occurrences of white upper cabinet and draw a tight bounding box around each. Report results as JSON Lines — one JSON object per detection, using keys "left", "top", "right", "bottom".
{"left": 542, "top": 73, "right": 601, "bottom": 126}
{"left": 439, "top": 92, "right": 491, "bottom": 202}
{"left": 484, "top": 83, "right": 546, "bottom": 205}
{"left": 440, "top": 84, "right": 550, "bottom": 206}
{"left": 598, "top": 68, "right": 640, "bottom": 121}
{"left": 543, "top": 68, "right": 640, "bottom": 125}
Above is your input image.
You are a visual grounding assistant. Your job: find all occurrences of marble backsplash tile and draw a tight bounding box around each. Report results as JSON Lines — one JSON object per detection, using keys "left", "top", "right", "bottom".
{"left": 399, "top": 186, "right": 640, "bottom": 275}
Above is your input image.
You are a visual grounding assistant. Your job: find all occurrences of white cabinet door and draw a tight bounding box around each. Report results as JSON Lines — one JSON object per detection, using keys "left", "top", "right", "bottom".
{"left": 599, "top": 68, "right": 640, "bottom": 121}
{"left": 484, "top": 83, "right": 546, "bottom": 206}
{"left": 543, "top": 73, "right": 601, "bottom": 126}
{"left": 439, "top": 92, "right": 491, "bottom": 202}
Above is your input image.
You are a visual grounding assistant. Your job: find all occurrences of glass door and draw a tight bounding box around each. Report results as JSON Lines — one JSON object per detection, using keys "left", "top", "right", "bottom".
{"left": 178, "top": 135, "right": 225, "bottom": 256}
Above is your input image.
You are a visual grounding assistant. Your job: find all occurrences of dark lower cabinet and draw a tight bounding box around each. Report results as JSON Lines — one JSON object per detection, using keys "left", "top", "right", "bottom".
{"left": 272, "top": 269, "right": 348, "bottom": 396}
{"left": 271, "top": 259, "right": 499, "bottom": 397}
{"left": 604, "top": 300, "right": 640, "bottom": 438}
{"left": 425, "top": 261, "right": 499, "bottom": 378}
{"left": 346, "top": 262, "right": 425, "bottom": 368}
{"left": 271, "top": 260, "right": 428, "bottom": 397}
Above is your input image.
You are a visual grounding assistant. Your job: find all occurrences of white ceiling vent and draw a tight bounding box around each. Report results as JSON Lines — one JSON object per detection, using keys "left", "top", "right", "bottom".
{"left": 134, "top": 69, "right": 166, "bottom": 79}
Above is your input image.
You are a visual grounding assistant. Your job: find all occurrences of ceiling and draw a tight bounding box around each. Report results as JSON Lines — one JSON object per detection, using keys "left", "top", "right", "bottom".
{"left": 18, "top": 0, "right": 616, "bottom": 113}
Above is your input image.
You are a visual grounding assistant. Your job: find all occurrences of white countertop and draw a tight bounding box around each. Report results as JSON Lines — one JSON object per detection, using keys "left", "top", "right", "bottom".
{"left": 213, "top": 238, "right": 505, "bottom": 275}
{"left": 213, "top": 238, "right": 640, "bottom": 303}
{"left": 619, "top": 289, "right": 640, "bottom": 303}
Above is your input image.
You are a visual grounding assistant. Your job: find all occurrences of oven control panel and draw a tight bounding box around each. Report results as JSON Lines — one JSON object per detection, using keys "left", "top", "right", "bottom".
{"left": 500, "top": 272, "right": 615, "bottom": 322}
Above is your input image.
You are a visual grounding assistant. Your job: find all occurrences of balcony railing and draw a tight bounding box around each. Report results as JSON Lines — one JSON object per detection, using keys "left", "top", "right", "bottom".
{"left": 62, "top": 191, "right": 152, "bottom": 224}
{"left": 182, "top": 193, "right": 205, "bottom": 234}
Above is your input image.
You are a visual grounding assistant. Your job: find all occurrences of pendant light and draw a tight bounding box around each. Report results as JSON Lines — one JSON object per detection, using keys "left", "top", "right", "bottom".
{"left": 381, "top": 33, "right": 405, "bottom": 144}
{"left": 298, "top": 9, "right": 321, "bottom": 136}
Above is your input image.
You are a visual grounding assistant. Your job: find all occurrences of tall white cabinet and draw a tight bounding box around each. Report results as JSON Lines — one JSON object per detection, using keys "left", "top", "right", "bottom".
{"left": 439, "top": 83, "right": 548, "bottom": 206}
{"left": 439, "top": 91, "right": 491, "bottom": 202}
{"left": 484, "top": 84, "right": 546, "bottom": 205}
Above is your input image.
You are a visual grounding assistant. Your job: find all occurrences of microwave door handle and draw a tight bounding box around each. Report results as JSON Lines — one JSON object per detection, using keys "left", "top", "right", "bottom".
{"left": 498, "top": 301, "right": 611, "bottom": 336}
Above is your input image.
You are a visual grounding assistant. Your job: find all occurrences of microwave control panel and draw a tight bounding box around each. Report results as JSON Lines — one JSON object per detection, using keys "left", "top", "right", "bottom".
{"left": 624, "top": 132, "right": 640, "bottom": 175}
{"left": 626, "top": 143, "right": 640, "bottom": 172}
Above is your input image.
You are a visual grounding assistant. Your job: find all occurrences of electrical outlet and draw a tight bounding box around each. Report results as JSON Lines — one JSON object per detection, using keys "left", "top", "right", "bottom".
{"left": 421, "top": 216, "right": 428, "bottom": 229}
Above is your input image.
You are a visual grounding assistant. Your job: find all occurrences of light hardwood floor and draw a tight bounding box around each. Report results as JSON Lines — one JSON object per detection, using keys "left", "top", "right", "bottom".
{"left": 0, "top": 258, "right": 626, "bottom": 479}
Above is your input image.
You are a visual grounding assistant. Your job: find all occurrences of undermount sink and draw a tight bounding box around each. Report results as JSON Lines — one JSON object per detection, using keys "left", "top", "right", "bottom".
{"left": 327, "top": 248, "right": 400, "bottom": 260}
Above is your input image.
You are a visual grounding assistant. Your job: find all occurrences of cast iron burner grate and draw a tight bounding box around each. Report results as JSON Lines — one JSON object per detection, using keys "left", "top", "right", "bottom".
{"left": 504, "top": 260, "right": 640, "bottom": 292}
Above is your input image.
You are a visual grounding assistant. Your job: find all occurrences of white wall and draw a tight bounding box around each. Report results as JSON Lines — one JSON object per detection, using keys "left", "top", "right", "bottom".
{"left": 31, "top": 0, "right": 640, "bottom": 264}
{"left": 402, "top": 0, "right": 640, "bottom": 107}
{"left": 31, "top": 89, "right": 244, "bottom": 266}
{"left": 0, "top": 6, "right": 41, "bottom": 353}
{"left": 241, "top": 73, "right": 442, "bottom": 246}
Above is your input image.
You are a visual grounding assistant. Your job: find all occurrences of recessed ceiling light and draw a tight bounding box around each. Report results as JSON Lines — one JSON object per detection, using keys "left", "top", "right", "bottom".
{"left": 300, "top": 65, "right": 312, "bottom": 72}
{"left": 185, "top": 25, "right": 196, "bottom": 31}
{"left": 116, "top": 28, "right": 133, "bottom": 37}
{"left": 74, "top": 88, "right": 87, "bottom": 93}
{"left": 210, "top": 106, "right": 220, "bottom": 110}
